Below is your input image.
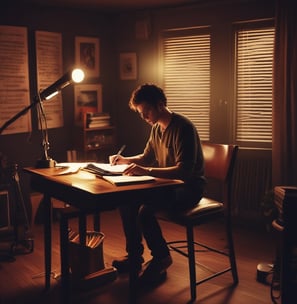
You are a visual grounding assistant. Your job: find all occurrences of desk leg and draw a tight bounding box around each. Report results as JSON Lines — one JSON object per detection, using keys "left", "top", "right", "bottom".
{"left": 78, "top": 214, "right": 87, "bottom": 245}
{"left": 43, "top": 194, "right": 52, "bottom": 290}
{"left": 60, "top": 213, "right": 70, "bottom": 303}
{"left": 128, "top": 251, "right": 138, "bottom": 304}
{"left": 93, "top": 213, "right": 100, "bottom": 231}
{"left": 128, "top": 213, "right": 138, "bottom": 304}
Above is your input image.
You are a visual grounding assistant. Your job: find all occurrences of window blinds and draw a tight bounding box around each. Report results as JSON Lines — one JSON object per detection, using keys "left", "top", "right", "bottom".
{"left": 235, "top": 27, "right": 275, "bottom": 143}
{"left": 162, "top": 30, "right": 211, "bottom": 141}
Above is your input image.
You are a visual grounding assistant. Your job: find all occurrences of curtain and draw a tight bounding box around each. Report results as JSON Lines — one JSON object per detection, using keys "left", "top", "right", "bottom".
{"left": 273, "top": 0, "right": 297, "bottom": 186}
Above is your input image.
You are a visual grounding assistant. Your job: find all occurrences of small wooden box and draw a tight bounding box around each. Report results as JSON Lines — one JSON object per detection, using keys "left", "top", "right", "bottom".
{"left": 69, "top": 231, "right": 105, "bottom": 279}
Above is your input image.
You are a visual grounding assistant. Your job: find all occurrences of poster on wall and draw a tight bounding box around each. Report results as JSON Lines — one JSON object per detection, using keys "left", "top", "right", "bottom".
{"left": 120, "top": 52, "right": 137, "bottom": 80}
{"left": 74, "top": 84, "right": 102, "bottom": 125}
{"left": 35, "top": 31, "right": 63, "bottom": 129}
{"left": 0, "top": 25, "right": 31, "bottom": 135}
{"left": 75, "top": 36, "right": 100, "bottom": 78}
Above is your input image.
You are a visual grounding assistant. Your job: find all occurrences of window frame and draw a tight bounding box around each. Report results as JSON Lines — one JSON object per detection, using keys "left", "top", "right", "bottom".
{"left": 232, "top": 19, "right": 275, "bottom": 148}
{"left": 158, "top": 19, "right": 275, "bottom": 148}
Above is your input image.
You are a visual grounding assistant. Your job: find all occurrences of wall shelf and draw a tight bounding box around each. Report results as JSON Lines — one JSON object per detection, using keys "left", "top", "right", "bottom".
{"left": 74, "top": 114, "right": 116, "bottom": 162}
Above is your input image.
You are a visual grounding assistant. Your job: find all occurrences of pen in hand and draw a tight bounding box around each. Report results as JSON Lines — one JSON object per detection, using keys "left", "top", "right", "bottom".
{"left": 112, "top": 144, "right": 126, "bottom": 165}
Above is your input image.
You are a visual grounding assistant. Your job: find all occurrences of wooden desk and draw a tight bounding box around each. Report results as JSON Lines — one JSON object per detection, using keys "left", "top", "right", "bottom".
{"left": 24, "top": 167, "right": 183, "bottom": 303}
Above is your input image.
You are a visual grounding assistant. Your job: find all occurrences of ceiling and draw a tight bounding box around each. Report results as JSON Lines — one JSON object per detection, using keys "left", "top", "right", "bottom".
{"left": 19, "top": 0, "right": 202, "bottom": 12}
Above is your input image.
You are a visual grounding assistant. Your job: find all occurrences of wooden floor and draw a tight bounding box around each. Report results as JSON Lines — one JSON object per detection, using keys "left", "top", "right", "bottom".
{"left": 0, "top": 204, "right": 278, "bottom": 304}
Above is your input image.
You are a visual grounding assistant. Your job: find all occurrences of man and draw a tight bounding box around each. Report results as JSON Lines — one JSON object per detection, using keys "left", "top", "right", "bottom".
{"left": 109, "top": 83, "right": 205, "bottom": 286}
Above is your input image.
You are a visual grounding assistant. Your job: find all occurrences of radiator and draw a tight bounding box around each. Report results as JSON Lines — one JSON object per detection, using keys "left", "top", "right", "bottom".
{"left": 231, "top": 148, "right": 272, "bottom": 219}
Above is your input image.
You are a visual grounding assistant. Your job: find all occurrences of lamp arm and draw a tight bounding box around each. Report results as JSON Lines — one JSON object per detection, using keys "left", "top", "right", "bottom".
{"left": 0, "top": 68, "right": 84, "bottom": 134}
{"left": 39, "top": 71, "right": 72, "bottom": 101}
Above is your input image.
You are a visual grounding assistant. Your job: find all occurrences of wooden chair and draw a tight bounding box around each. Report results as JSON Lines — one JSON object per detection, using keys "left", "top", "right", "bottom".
{"left": 159, "top": 143, "right": 239, "bottom": 301}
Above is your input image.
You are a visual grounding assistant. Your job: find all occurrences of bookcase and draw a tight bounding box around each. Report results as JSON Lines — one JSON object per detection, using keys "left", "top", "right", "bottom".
{"left": 273, "top": 186, "right": 297, "bottom": 304}
{"left": 74, "top": 113, "right": 116, "bottom": 162}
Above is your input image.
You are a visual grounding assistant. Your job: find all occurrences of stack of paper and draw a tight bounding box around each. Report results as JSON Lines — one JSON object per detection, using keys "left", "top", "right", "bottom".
{"left": 54, "top": 162, "right": 128, "bottom": 176}
{"left": 102, "top": 175, "right": 155, "bottom": 186}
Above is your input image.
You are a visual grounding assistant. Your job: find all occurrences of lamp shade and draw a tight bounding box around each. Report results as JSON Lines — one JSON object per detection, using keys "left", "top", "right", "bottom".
{"left": 40, "top": 68, "right": 85, "bottom": 101}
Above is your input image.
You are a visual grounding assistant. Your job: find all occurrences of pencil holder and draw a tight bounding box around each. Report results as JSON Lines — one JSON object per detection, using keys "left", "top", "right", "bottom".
{"left": 68, "top": 231, "right": 105, "bottom": 280}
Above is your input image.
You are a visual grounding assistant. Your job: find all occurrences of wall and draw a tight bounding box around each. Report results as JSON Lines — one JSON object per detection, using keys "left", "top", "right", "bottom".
{"left": 113, "top": 0, "right": 275, "bottom": 152}
{"left": 0, "top": 0, "right": 275, "bottom": 222}
{"left": 0, "top": 3, "right": 116, "bottom": 197}
{"left": 113, "top": 0, "right": 275, "bottom": 221}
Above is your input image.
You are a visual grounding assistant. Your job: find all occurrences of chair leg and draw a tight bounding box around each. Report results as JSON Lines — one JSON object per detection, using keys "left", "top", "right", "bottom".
{"left": 186, "top": 224, "right": 197, "bottom": 301}
{"left": 226, "top": 219, "right": 239, "bottom": 284}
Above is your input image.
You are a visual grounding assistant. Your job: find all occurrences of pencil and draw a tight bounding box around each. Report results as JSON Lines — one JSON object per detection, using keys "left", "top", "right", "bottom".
{"left": 112, "top": 144, "right": 126, "bottom": 165}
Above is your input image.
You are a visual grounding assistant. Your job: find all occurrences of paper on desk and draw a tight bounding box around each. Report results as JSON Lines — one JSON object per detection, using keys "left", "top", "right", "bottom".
{"left": 102, "top": 175, "right": 155, "bottom": 186}
{"left": 54, "top": 162, "right": 86, "bottom": 175}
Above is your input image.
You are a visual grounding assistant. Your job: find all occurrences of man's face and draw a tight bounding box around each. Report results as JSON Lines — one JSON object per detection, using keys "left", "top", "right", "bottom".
{"left": 136, "top": 102, "right": 160, "bottom": 125}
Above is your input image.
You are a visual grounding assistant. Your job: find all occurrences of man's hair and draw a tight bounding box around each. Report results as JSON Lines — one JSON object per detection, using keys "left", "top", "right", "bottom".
{"left": 128, "top": 83, "right": 167, "bottom": 110}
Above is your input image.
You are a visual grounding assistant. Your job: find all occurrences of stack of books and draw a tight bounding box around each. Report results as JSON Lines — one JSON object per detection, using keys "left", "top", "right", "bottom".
{"left": 86, "top": 112, "right": 111, "bottom": 128}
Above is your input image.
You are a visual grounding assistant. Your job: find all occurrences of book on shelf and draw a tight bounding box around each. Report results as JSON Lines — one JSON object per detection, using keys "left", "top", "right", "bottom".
{"left": 88, "top": 121, "right": 110, "bottom": 128}
{"left": 86, "top": 112, "right": 111, "bottom": 128}
{"left": 86, "top": 112, "right": 111, "bottom": 118}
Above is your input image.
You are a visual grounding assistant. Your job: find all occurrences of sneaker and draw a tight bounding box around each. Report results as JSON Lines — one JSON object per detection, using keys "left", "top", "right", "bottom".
{"left": 112, "top": 255, "right": 144, "bottom": 273}
{"left": 138, "top": 255, "right": 172, "bottom": 287}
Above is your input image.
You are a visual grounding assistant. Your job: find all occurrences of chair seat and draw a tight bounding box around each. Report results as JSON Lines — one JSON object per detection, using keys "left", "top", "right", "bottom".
{"left": 183, "top": 197, "right": 224, "bottom": 217}
{"left": 159, "top": 197, "right": 224, "bottom": 226}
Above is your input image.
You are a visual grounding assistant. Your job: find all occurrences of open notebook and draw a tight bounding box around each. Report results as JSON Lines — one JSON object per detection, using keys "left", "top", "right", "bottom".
{"left": 54, "top": 162, "right": 155, "bottom": 186}
{"left": 55, "top": 162, "right": 128, "bottom": 176}
{"left": 83, "top": 163, "right": 129, "bottom": 176}
{"left": 85, "top": 163, "right": 155, "bottom": 185}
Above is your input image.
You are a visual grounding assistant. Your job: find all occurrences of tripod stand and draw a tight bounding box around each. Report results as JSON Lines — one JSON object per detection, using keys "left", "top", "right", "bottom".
{"left": 0, "top": 159, "right": 34, "bottom": 260}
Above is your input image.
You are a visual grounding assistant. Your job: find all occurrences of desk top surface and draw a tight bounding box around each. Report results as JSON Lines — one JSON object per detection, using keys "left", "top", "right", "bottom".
{"left": 24, "top": 167, "right": 183, "bottom": 195}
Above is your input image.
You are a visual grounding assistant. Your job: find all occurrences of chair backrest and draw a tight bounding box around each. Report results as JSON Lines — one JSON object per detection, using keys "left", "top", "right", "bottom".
{"left": 202, "top": 143, "right": 238, "bottom": 183}
{"left": 202, "top": 143, "right": 238, "bottom": 212}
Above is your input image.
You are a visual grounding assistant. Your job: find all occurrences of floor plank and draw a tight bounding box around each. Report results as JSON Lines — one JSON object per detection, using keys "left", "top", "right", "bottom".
{"left": 0, "top": 207, "right": 277, "bottom": 304}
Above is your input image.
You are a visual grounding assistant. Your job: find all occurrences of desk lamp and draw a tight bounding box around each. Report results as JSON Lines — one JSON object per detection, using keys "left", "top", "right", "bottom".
{"left": 0, "top": 68, "right": 85, "bottom": 168}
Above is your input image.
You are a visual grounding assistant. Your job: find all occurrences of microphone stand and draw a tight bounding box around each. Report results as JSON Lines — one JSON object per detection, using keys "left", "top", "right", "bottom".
{"left": 35, "top": 94, "right": 56, "bottom": 168}
{"left": 0, "top": 94, "right": 56, "bottom": 168}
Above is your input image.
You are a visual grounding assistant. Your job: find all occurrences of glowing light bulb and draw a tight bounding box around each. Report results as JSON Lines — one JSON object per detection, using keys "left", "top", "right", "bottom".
{"left": 72, "top": 69, "right": 85, "bottom": 83}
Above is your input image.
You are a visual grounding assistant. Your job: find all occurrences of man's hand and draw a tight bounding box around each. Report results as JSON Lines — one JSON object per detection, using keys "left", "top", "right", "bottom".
{"left": 123, "top": 163, "right": 149, "bottom": 176}
{"left": 109, "top": 154, "right": 126, "bottom": 165}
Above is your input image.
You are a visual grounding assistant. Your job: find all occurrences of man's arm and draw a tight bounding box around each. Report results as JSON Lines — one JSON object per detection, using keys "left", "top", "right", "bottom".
{"left": 124, "top": 164, "right": 181, "bottom": 178}
{"left": 109, "top": 153, "right": 145, "bottom": 166}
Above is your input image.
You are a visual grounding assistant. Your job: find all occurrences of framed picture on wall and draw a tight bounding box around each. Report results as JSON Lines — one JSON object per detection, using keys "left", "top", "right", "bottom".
{"left": 74, "top": 84, "right": 102, "bottom": 125}
{"left": 75, "top": 36, "right": 100, "bottom": 78}
{"left": 120, "top": 52, "right": 137, "bottom": 80}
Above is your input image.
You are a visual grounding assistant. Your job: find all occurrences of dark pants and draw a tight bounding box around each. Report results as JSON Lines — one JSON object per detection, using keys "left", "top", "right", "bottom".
{"left": 118, "top": 182, "right": 204, "bottom": 260}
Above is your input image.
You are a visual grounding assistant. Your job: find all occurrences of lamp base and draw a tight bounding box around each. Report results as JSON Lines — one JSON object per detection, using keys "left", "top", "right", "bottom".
{"left": 35, "top": 158, "right": 56, "bottom": 168}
